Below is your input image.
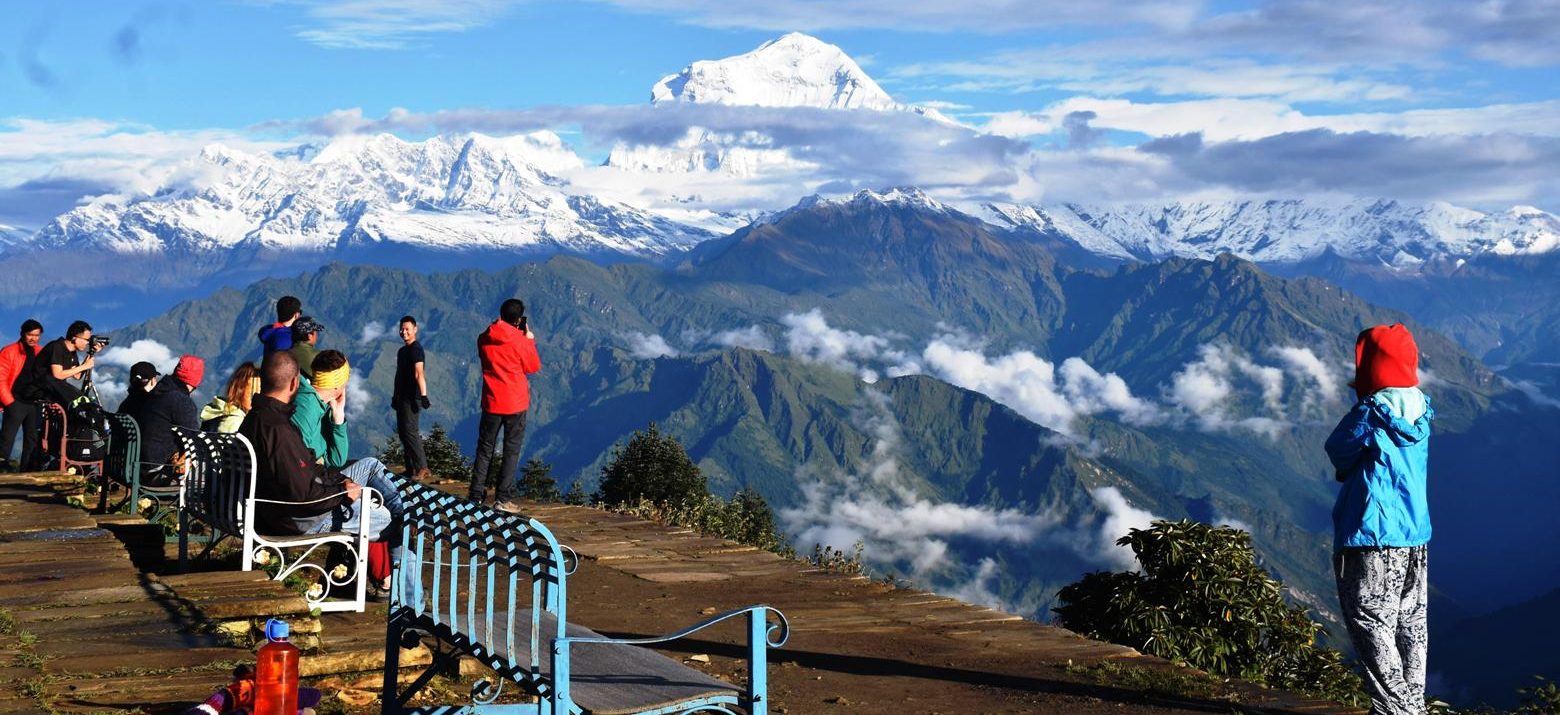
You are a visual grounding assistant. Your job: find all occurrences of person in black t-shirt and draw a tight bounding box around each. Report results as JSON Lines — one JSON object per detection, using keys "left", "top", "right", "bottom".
{"left": 391, "top": 315, "right": 430, "bottom": 481}
{"left": 23, "top": 321, "right": 94, "bottom": 407}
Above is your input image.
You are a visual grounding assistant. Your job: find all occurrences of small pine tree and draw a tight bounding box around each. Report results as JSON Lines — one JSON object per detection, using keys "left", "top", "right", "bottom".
{"left": 424, "top": 424, "right": 473, "bottom": 482}
{"left": 598, "top": 423, "right": 707, "bottom": 509}
{"left": 518, "top": 458, "right": 561, "bottom": 503}
{"left": 562, "top": 481, "right": 588, "bottom": 505}
{"left": 1054, "top": 519, "right": 1365, "bottom": 705}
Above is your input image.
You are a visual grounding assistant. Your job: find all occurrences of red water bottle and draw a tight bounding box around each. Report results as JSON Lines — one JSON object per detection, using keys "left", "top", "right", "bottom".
{"left": 254, "top": 618, "right": 300, "bottom": 715}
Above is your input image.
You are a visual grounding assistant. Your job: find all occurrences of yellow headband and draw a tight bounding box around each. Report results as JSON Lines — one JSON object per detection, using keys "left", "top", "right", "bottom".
{"left": 312, "top": 363, "right": 350, "bottom": 390}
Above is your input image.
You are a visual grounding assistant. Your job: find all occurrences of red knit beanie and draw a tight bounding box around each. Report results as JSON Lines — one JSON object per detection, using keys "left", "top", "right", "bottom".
{"left": 173, "top": 355, "right": 205, "bottom": 388}
{"left": 1353, "top": 324, "right": 1418, "bottom": 398}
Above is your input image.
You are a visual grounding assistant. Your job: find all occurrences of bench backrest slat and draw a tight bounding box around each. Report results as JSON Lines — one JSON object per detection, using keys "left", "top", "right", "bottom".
{"left": 105, "top": 413, "right": 140, "bottom": 487}
{"left": 393, "top": 479, "right": 569, "bottom": 686}
{"left": 172, "top": 426, "right": 256, "bottom": 538}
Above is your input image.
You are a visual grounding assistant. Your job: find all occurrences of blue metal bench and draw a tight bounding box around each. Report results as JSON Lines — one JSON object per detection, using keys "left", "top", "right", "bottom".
{"left": 99, "top": 412, "right": 182, "bottom": 525}
{"left": 382, "top": 478, "right": 789, "bottom": 714}
{"left": 172, "top": 425, "right": 376, "bottom": 613}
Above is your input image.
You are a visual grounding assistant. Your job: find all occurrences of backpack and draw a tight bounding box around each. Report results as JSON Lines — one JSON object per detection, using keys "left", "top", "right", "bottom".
{"left": 64, "top": 401, "right": 109, "bottom": 463}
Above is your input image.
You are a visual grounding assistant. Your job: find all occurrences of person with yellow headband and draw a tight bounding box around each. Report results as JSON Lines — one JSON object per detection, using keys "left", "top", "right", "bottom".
{"left": 291, "top": 350, "right": 351, "bottom": 469}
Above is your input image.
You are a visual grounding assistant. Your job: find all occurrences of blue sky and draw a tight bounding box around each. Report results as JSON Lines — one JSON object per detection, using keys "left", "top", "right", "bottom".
{"left": 1, "top": 0, "right": 1557, "bottom": 227}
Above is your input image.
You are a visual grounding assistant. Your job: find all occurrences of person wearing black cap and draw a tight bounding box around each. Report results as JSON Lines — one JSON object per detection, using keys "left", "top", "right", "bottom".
{"left": 117, "top": 362, "right": 161, "bottom": 416}
{"left": 289, "top": 316, "right": 325, "bottom": 380}
{"left": 0, "top": 319, "right": 43, "bottom": 471}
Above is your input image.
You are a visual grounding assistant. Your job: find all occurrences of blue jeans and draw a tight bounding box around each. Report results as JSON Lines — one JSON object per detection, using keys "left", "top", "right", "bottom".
{"left": 299, "top": 458, "right": 405, "bottom": 568}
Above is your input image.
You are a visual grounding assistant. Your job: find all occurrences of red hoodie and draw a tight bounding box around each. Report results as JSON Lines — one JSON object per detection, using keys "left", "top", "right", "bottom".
{"left": 477, "top": 319, "right": 542, "bottom": 414}
{"left": 0, "top": 341, "right": 38, "bottom": 408}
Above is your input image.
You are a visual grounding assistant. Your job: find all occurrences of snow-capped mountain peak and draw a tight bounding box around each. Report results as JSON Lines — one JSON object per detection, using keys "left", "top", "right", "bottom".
{"left": 981, "top": 198, "right": 1560, "bottom": 264}
{"left": 762, "top": 187, "right": 964, "bottom": 225}
{"left": 30, "top": 131, "right": 709, "bottom": 258}
{"left": 652, "top": 32, "right": 903, "bottom": 112}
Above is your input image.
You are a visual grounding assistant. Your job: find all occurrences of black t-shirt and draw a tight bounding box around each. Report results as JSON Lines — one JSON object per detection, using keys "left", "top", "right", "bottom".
{"left": 393, "top": 341, "right": 425, "bottom": 406}
{"left": 30, "top": 338, "right": 81, "bottom": 403}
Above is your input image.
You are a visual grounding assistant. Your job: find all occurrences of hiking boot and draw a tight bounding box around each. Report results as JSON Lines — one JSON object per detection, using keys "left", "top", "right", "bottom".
{"left": 493, "top": 500, "right": 525, "bottom": 515}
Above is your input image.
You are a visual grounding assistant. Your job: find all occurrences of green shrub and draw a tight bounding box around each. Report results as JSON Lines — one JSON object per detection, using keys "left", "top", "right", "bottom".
{"left": 598, "top": 423, "right": 707, "bottom": 509}
{"left": 1054, "top": 519, "right": 1365, "bottom": 705}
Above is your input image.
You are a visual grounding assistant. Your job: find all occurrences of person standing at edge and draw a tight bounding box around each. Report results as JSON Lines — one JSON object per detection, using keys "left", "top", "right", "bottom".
{"left": 1325, "top": 324, "right": 1433, "bottom": 715}
{"left": 392, "top": 315, "right": 431, "bottom": 482}
{"left": 0, "top": 320, "right": 43, "bottom": 471}
{"left": 468, "top": 299, "right": 540, "bottom": 513}
{"left": 259, "top": 296, "right": 302, "bottom": 356}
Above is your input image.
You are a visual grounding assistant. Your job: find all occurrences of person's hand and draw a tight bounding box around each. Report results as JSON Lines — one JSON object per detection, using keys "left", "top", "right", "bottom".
{"left": 418, "top": 395, "right": 431, "bottom": 410}
{"left": 330, "top": 390, "right": 347, "bottom": 425}
{"left": 343, "top": 479, "right": 362, "bottom": 502}
{"left": 171, "top": 452, "right": 187, "bottom": 476}
{"left": 80, "top": 356, "right": 95, "bottom": 371}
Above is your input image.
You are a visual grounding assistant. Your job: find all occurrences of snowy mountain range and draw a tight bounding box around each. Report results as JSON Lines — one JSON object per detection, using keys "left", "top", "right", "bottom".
{"left": 6, "top": 31, "right": 1557, "bottom": 268}
{"left": 981, "top": 199, "right": 1560, "bottom": 266}
{"left": 29, "top": 132, "right": 711, "bottom": 258}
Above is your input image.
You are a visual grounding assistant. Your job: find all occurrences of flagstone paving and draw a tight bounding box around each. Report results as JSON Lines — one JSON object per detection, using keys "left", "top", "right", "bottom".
{"left": 0, "top": 472, "right": 1364, "bottom": 714}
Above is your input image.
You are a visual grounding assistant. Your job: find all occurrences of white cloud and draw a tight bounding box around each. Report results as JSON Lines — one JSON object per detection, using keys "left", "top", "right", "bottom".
{"left": 624, "top": 331, "right": 679, "bottom": 359}
{"left": 357, "top": 321, "right": 387, "bottom": 345}
{"left": 276, "top": 0, "right": 524, "bottom": 49}
{"left": 711, "top": 325, "right": 775, "bottom": 352}
{"left": 919, "top": 336, "right": 1157, "bottom": 437}
{"left": 942, "top": 557, "right": 1014, "bottom": 613}
{"left": 781, "top": 393, "right": 1063, "bottom": 580}
{"left": 97, "top": 339, "right": 178, "bottom": 373}
{"left": 1505, "top": 378, "right": 1560, "bottom": 410}
{"left": 781, "top": 309, "right": 916, "bottom": 382}
{"left": 1164, "top": 343, "right": 1345, "bottom": 436}
{"left": 1086, "top": 487, "right": 1159, "bottom": 571}
{"left": 346, "top": 372, "right": 372, "bottom": 419}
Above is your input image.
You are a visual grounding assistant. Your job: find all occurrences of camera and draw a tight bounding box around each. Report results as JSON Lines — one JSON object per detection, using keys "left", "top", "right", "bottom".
{"left": 87, "top": 336, "right": 111, "bottom": 356}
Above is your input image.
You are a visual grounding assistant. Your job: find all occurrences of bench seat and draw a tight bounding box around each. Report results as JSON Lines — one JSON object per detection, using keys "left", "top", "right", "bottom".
{"left": 470, "top": 608, "right": 739, "bottom": 715}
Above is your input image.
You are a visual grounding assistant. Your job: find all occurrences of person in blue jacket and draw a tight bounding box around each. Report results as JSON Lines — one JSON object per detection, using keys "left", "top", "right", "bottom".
{"left": 257, "top": 296, "right": 302, "bottom": 356}
{"left": 1325, "top": 323, "right": 1432, "bottom": 715}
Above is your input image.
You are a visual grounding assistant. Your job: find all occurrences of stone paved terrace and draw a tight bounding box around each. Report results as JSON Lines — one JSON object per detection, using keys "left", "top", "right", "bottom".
{"left": 0, "top": 471, "right": 1365, "bottom": 714}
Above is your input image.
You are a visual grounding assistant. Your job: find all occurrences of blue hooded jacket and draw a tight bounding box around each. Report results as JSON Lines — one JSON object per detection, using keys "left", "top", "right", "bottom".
{"left": 257, "top": 322, "right": 293, "bottom": 354}
{"left": 1326, "top": 387, "right": 1433, "bottom": 551}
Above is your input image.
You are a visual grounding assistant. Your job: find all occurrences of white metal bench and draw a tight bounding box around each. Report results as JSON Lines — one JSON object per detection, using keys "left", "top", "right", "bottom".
{"left": 172, "top": 425, "right": 376, "bottom": 613}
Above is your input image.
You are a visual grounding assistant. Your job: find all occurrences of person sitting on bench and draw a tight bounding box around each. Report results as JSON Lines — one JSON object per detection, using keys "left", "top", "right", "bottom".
{"left": 240, "top": 351, "right": 405, "bottom": 593}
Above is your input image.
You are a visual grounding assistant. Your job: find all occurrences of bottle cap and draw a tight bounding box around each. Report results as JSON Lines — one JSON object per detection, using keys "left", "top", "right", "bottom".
{"left": 265, "top": 618, "right": 289, "bottom": 641}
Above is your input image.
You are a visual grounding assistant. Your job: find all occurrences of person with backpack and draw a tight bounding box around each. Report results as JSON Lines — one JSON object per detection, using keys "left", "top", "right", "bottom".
{"left": 200, "top": 362, "right": 259, "bottom": 434}
{"left": 468, "top": 299, "right": 541, "bottom": 513}
{"left": 125, "top": 355, "right": 204, "bottom": 486}
{"left": 258, "top": 296, "right": 302, "bottom": 356}
{"left": 1326, "top": 323, "right": 1434, "bottom": 715}
{"left": 116, "top": 361, "right": 160, "bottom": 416}
{"left": 391, "top": 315, "right": 430, "bottom": 481}
{"left": 0, "top": 319, "right": 44, "bottom": 472}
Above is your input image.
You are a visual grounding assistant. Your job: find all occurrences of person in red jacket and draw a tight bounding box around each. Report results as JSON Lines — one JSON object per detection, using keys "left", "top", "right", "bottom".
{"left": 0, "top": 319, "right": 43, "bottom": 472}
{"left": 467, "top": 298, "right": 541, "bottom": 512}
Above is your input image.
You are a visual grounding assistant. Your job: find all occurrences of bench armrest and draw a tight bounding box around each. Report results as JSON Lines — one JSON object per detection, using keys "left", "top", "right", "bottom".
{"left": 560, "top": 604, "right": 789, "bottom": 649}
{"left": 251, "top": 486, "right": 371, "bottom": 507}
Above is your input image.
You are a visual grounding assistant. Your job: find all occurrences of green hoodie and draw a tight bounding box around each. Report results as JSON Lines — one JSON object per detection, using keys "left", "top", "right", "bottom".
{"left": 290, "top": 378, "right": 349, "bottom": 468}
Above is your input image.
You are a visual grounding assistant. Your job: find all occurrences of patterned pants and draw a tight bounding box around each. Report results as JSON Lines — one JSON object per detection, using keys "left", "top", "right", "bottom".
{"left": 1334, "top": 546, "right": 1429, "bottom": 715}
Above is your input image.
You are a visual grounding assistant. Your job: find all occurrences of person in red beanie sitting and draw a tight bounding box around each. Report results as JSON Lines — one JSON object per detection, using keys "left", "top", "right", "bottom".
{"left": 125, "top": 354, "right": 204, "bottom": 487}
{"left": 1325, "top": 323, "right": 1434, "bottom": 715}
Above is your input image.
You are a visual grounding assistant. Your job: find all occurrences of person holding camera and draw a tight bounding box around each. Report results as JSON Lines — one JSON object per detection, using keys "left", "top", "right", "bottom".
{"left": 468, "top": 299, "right": 541, "bottom": 513}
{"left": 0, "top": 319, "right": 44, "bottom": 471}
{"left": 24, "top": 320, "right": 97, "bottom": 406}
{"left": 392, "top": 315, "right": 431, "bottom": 481}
